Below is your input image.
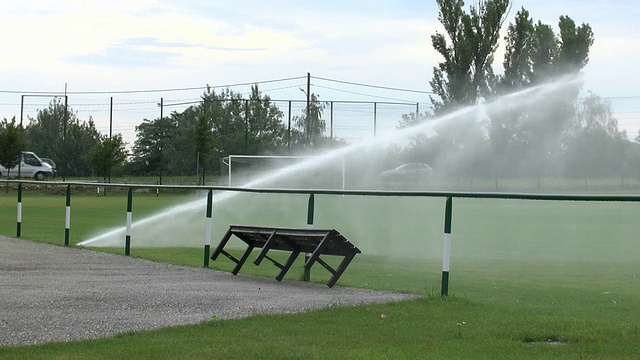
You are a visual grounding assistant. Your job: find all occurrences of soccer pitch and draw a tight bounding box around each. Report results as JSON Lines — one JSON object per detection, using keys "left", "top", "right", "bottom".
{"left": 2, "top": 189, "right": 640, "bottom": 357}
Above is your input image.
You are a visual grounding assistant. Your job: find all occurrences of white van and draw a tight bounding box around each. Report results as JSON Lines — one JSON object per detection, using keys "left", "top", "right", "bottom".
{"left": 0, "top": 152, "right": 54, "bottom": 180}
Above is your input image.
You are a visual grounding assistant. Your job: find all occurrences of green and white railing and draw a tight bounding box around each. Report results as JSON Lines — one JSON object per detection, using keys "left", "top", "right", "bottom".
{"left": 5, "top": 179, "right": 640, "bottom": 295}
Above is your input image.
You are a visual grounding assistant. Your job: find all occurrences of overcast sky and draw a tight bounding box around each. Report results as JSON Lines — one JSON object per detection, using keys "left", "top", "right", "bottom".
{"left": 1, "top": 0, "right": 639, "bottom": 145}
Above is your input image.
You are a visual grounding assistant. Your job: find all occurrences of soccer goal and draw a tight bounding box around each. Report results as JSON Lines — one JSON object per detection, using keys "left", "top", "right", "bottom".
{"left": 223, "top": 155, "right": 346, "bottom": 190}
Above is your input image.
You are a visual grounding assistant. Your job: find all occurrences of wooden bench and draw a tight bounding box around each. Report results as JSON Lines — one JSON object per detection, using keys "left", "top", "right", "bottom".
{"left": 210, "top": 225, "right": 361, "bottom": 287}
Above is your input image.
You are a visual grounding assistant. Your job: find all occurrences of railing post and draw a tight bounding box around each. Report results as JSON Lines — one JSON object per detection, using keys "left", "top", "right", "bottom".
{"left": 441, "top": 197, "right": 453, "bottom": 297}
{"left": 204, "top": 189, "right": 213, "bottom": 267}
{"left": 304, "top": 193, "right": 315, "bottom": 281}
{"left": 16, "top": 183, "right": 22, "bottom": 237}
{"left": 64, "top": 184, "right": 71, "bottom": 246}
{"left": 125, "top": 187, "right": 132, "bottom": 256}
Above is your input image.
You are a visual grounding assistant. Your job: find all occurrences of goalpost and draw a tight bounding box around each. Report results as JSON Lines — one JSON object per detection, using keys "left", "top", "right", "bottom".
{"left": 223, "top": 155, "right": 346, "bottom": 190}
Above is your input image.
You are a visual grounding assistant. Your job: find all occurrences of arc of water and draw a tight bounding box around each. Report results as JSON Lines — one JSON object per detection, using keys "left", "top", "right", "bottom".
{"left": 79, "top": 75, "right": 582, "bottom": 247}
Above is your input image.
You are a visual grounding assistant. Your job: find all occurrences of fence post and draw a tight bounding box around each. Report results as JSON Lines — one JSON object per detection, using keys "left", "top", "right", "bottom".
{"left": 16, "top": 183, "right": 22, "bottom": 237}
{"left": 203, "top": 189, "right": 213, "bottom": 267}
{"left": 304, "top": 193, "right": 315, "bottom": 282}
{"left": 441, "top": 197, "right": 453, "bottom": 297}
{"left": 64, "top": 184, "right": 71, "bottom": 246}
{"left": 125, "top": 187, "right": 132, "bottom": 256}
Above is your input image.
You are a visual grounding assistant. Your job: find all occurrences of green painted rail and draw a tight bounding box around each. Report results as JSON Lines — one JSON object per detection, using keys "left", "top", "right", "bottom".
{"left": 5, "top": 179, "right": 640, "bottom": 294}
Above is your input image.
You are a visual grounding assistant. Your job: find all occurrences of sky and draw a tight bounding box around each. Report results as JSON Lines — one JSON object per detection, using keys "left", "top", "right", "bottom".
{"left": 1, "top": 0, "right": 639, "bottom": 147}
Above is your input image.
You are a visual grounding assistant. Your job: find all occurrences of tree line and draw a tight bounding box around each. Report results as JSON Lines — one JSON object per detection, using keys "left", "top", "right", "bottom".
{"left": 0, "top": 85, "right": 338, "bottom": 181}
{"left": 394, "top": 0, "right": 640, "bottom": 183}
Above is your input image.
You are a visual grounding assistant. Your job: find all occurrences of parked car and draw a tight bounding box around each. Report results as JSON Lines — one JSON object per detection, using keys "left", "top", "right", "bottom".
{"left": 381, "top": 163, "right": 433, "bottom": 181}
{"left": 0, "top": 152, "right": 54, "bottom": 180}
{"left": 41, "top": 158, "right": 57, "bottom": 177}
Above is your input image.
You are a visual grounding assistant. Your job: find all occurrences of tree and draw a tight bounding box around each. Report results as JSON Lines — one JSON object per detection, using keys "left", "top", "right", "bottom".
{"left": 201, "top": 87, "right": 248, "bottom": 161}
{"left": 199, "top": 85, "right": 291, "bottom": 169}
{"left": 564, "top": 93, "right": 627, "bottom": 181}
{"left": 163, "top": 109, "right": 199, "bottom": 176}
{"left": 498, "top": 11, "right": 594, "bottom": 179}
{"left": 0, "top": 117, "right": 26, "bottom": 185}
{"left": 24, "top": 99, "right": 101, "bottom": 177}
{"left": 194, "top": 111, "right": 213, "bottom": 185}
{"left": 555, "top": 16, "right": 595, "bottom": 75}
{"left": 89, "top": 134, "right": 128, "bottom": 182}
{"left": 501, "top": 8, "right": 535, "bottom": 90}
{"left": 291, "top": 93, "right": 327, "bottom": 149}
{"left": 130, "top": 117, "right": 176, "bottom": 182}
{"left": 245, "top": 85, "right": 287, "bottom": 153}
{"left": 430, "top": 0, "right": 511, "bottom": 114}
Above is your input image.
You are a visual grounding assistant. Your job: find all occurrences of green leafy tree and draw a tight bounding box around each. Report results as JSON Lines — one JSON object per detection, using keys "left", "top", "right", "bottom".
{"left": 163, "top": 109, "right": 199, "bottom": 177}
{"left": 564, "top": 93, "right": 627, "bottom": 181}
{"left": 201, "top": 88, "right": 248, "bottom": 161}
{"left": 24, "top": 99, "right": 101, "bottom": 177}
{"left": 498, "top": 11, "right": 594, "bottom": 179}
{"left": 430, "top": 0, "right": 511, "bottom": 114}
{"left": 0, "top": 117, "right": 26, "bottom": 184}
{"left": 418, "top": 0, "right": 511, "bottom": 179}
{"left": 89, "top": 134, "right": 128, "bottom": 181}
{"left": 194, "top": 110, "right": 213, "bottom": 184}
{"left": 292, "top": 93, "right": 327, "bottom": 149}
{"left": 130, "top": 117, "right": 176, "bottom": 182}
{"left": 501, "top": 8, "right": 535, "bottom": 89}
{"left": 245, "top": 85, "right": 286, "bottom": 153}
{"left": 199, "top": 85, "right": 290, "bottom": 168}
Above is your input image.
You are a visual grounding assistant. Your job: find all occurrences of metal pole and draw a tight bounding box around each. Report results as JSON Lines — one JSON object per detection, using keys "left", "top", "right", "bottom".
{"left": 204, "top": 190, "right": 213, "bottom": 267}
{"left": 244, "top": 99, "right": 249, "bottom": 148}
{"left": 306, "top": 72, "right": 311, "bottom": 145}
{"left": 228, "top": 155, "right": 232, "bottom": 186}
{"left": 304, "top": 193, "right": 315, "bottom": 282}
{"left": 441, "top": 197, "right": 453, "bottom": 296}
{"left": 63, "top": 93, "right": 68, "bottom": 182}
{"left": 330, "top": 101, "right": 334, "bottom": 139}
{"left": 125, "top": 187, "right": 132, "bottom": 256}
{"left": 64, "top": 184, "right": 71, "bottom": 246}
{"left": 20, "top": 95, "right": 24, "bottom": 129}
{"left": 158, "top": 97, "right": 164, "bottom": 185}
{"left": 109, "top": 97, "right": 113, "bottom": 184}
{"left": 19, "top": 96, "right": 24, "bottom": 178}
{"left": 109, "top": 97, "right": 113, "bottom": 138}
{"left": 287, "top": 101, "right": 292, "bottom": 150}
{"left": 16, "top": 183, "right": 22, "bottom": 237}
{"left": 373, "top": 102, "right": 377, "bottom": 137}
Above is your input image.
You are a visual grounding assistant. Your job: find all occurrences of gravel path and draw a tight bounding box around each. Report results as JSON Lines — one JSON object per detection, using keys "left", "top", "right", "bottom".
{"left": 0, "top": 236, "right": 416, "bottom": 347}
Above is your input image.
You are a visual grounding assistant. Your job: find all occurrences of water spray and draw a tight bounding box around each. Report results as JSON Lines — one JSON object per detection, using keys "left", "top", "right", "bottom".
{"left": 78, "top": 74, "right": 583, "bottom": 248}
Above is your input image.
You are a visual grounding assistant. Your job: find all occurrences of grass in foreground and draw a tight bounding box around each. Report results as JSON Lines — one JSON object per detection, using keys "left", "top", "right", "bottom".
{"left": 1, "top": 190, "right": 640, "bottom": 359}
{"left": 2, "top": 256, "right": 640, "bottom": 359}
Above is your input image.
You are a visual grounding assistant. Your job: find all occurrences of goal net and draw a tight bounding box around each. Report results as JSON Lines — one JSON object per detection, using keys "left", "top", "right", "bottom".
{"left": 223, "top": 155, "right": 345, "bottom": 190}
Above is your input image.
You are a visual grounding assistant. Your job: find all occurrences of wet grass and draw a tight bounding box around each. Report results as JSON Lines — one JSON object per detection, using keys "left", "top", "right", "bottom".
{"left": 1, "top": 191, "right": 640, "bottom": 358}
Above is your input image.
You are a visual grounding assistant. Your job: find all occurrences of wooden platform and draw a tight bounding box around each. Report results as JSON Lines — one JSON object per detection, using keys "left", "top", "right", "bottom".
{"left": 210, "top": 225, "right": 361, "bottom": 287}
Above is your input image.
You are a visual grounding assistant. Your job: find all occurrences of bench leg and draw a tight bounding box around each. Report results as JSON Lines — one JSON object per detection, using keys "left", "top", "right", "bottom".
{"left": 253, "top": 229, "right": 277, "bottom": 265}
{"left": 231, "top": 245, "right": 255, "bottom": 275}
{"left": 304, "top": 233, "right": 331, "bottom": 270}
{"left": 275, "top": 250, "right": 301, "bottom": 281}
{"left": 326, "top": 252, "right": 357, "bottom": 288}
{"left": 211, "top": 229, "right": 234, "bottom": 261}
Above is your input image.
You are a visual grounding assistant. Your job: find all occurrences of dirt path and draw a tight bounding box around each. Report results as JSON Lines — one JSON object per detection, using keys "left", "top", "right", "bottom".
{"left": 0, "top": 237, "right": 415, "bottom": 347}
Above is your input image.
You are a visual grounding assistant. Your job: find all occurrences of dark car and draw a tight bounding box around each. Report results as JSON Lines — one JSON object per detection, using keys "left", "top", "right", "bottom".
{"left": 41, "top": 158, "right": 57, "bottom": 177}
{"left": 381, "top": 163, "right": 432, "bottom": 181}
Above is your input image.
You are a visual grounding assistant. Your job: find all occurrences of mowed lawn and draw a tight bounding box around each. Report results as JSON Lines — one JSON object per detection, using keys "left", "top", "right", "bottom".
{"left": 1, "top": 186, "right": 640, "bottom": 359}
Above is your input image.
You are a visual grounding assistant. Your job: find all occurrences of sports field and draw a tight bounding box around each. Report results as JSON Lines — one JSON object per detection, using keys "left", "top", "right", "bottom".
{"left": 1, "top": 187, "right": 640, "bottom": 358}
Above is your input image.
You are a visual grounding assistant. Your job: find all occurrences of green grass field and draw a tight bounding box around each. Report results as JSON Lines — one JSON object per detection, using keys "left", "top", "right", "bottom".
{"left": 1, "top": 186, "right": 640, "bottom": 359}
